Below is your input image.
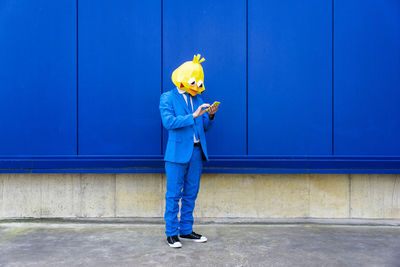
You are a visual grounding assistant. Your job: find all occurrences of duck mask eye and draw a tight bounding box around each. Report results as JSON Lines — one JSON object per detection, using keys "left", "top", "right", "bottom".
{"left": 188, "top": 78, "right": 196, "bottom": 86}
{"left": 197, "top": 80, "right": 203, "bottom": 88}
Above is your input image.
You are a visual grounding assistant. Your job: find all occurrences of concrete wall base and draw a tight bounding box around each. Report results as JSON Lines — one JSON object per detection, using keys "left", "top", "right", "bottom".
{"left": 0, "top": 173, "right": 399, "bottom": 219}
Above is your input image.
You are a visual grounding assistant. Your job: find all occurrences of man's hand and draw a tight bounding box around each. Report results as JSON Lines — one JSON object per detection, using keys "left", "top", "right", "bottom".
{"left": 207, "top": 104, "right": 219, "bottom": 115}
{"left": 193, "top": 103, "right": 210, "bottom": 119}
{"left": 207, "top": 103, "right": 219, "bottom": 120}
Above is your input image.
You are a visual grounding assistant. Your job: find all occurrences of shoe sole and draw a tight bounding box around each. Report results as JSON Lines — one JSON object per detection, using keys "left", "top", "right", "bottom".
{"left": 180, "top": 237, "right": 207, "bottom": 243}
{"left": 166, "top": 241, "right": 182, "bottom": 248}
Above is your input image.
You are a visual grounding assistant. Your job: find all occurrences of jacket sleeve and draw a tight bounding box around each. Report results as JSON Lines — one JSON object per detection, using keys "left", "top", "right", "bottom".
{"left": 202, "top": 112, "right": 215, "bottom": 132}
{"left": 159, "top": 93, "right": 194, "bottom": 130}
{"left": 198, "top": 97, "right": 215, "bottom": 132}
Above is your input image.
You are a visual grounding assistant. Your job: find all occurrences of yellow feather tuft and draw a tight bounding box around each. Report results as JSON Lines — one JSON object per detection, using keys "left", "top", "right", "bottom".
{"left": 192, "top": 54, "right": 205, "bottom": 64}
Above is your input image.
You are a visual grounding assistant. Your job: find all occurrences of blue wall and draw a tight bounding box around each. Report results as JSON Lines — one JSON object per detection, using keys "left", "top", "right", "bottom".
{"left": 248, "top": 0, "right": 332, "bottom": 155}
{"left": 0, "top": 0, "right": 77, "bottom": 155}
{"left": 78, "top": 0, "right": 161, "bottom": 155}
{"left": 0, "top": 0, "right": 399, "bottom": 172}
{"left": 334, "top": 0, "right": 400, "bottom": 155}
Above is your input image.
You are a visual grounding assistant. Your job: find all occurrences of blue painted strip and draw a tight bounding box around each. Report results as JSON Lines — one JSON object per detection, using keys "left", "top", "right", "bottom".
{"left": 0, "top": 156, "right": 399, "bottom": 173}
{"left": 0, "top": 168, "right": 399, "bottom": 174}
{"left": 1, "top": 155, "right": 400, "bottom": 159}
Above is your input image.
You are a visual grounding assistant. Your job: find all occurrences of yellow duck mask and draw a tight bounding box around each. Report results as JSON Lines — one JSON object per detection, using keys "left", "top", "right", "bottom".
{"left": 171, "top": 54, "right": 206, "bottom": 96}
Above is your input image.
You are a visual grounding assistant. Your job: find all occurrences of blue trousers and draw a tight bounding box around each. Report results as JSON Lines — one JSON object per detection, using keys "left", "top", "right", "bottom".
{"left": 164, "top": 146, "right": 203, "bottom": 237}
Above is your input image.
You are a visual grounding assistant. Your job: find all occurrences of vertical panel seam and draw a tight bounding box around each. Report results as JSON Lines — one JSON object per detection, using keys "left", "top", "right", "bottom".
{"left": 79, "top": 173, "right": 83, "bottom": 216}
{"left": 308, "top": 174, "right": 311, "bottom": 217}
{"left": 1, "top": 177, "right": 3, "bottom": 216}
{"left": 39, "top": 174, "right": 43, "bottom": 217}
{"left": 76, "top": 0, "right": 79, "bottom": 155}
{"left": 349, "top": 173, "right": 352, "bottom": 218}
{"left": 160, "top": 174, "right": 164, "bottom": 216}
{"left": 246, "top": 0, "right": 249, "bottom": 155}
{"left": 332, "top": 0, "right": 335, "bottom": 155}
{"left": 114, "top": 174, "right": 117, "bottom": 217}
{"left": 160, "top": 0, "right": 164, "bottom": 155}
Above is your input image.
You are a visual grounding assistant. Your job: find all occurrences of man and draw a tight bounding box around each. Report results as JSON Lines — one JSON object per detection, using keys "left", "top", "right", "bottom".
{"left": 159, "top": 54, "right": 219, "bottom": 248}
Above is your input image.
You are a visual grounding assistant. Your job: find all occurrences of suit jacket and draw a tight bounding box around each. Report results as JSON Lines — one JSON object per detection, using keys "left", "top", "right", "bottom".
{"left": 159, "top": 88, "right": 215, "bottom": 163}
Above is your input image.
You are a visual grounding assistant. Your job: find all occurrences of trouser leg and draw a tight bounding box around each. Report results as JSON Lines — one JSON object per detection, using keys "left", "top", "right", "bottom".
{"left": 164, "top": 161, "right": 186, "bottom": 237}
{"left": 179, "top": 146, "right": 203, "bottom": 235}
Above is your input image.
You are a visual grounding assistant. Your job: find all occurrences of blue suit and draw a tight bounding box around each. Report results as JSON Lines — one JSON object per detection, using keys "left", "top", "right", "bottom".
{"left": 160, "top": 88, "right": 214, "bottom": 163}
{"left": 159, "top": 88, "right": 215, "bottom": 236}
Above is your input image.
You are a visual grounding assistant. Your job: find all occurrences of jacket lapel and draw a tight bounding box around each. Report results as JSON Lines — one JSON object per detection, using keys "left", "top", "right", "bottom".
{"left": 192, "top": 95, "right": 199, "bottom": 112}
{"left": 173, "top": 88, "right": 191, "bottom": 114}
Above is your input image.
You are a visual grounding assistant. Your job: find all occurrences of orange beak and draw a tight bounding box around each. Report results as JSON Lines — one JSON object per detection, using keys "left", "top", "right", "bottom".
{"left": 188, "top": 88, "right": 198, "bottom": 96}
{"left": 180, "top": 83, "right": 199, "bottom": 96}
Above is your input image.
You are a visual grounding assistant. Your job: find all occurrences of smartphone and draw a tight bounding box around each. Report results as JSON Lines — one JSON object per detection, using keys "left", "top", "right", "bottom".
{"left": 205, "top": 101, "right": 220, "bottom": 112}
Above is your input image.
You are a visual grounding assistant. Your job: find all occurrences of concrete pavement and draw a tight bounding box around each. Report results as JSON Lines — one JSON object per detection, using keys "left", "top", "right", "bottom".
{"left": 1, "top": 222, "right": 400, "bottom": 266}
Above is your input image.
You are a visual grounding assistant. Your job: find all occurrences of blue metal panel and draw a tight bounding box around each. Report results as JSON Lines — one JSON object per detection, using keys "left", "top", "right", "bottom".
{"left": 0, "top": 0, "right": 77, "bottom": 155}
{"left": 248, "top": 0, "right": 333, "bottom": 155}
{"left": 1, "top": 0, "right": 399, "bottom": 172}
{"left": 78, "top": 0, "right": 161, "bottom": 155}
{"left": 334, "top": 0, "right": 400, "bottom": 155}
{"left": 163, "top": 0, "right": 247, "bottom": 156}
